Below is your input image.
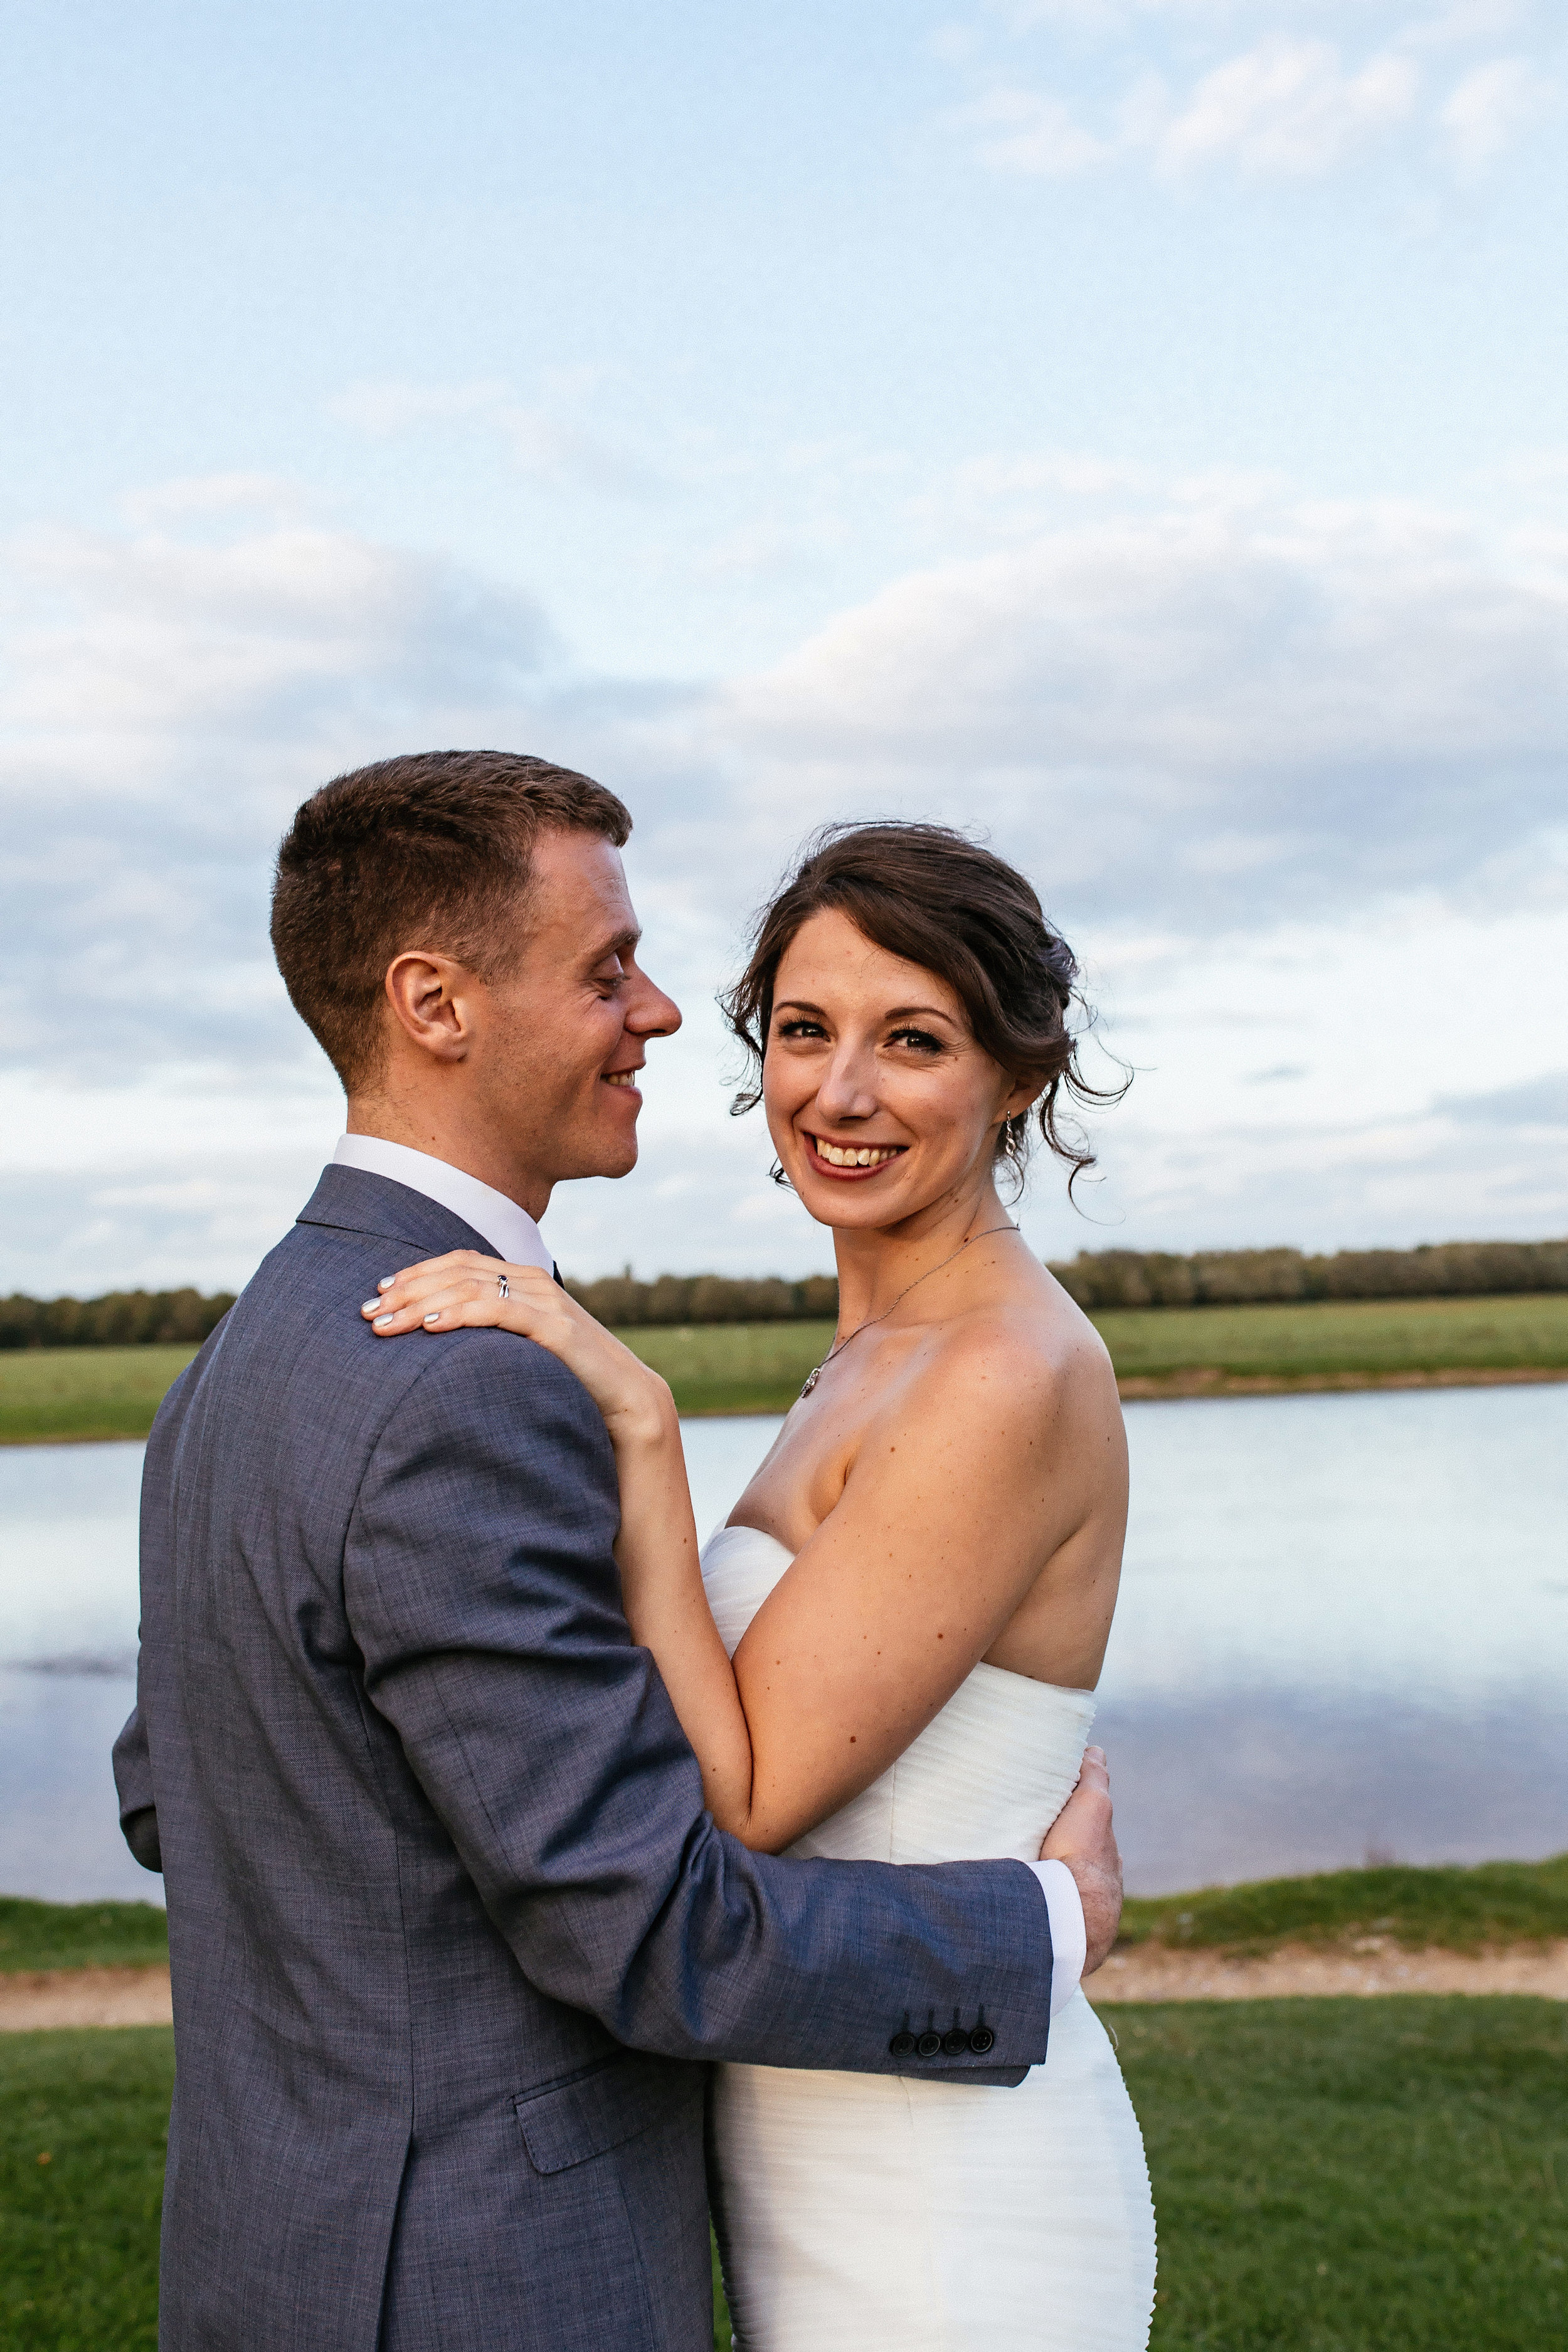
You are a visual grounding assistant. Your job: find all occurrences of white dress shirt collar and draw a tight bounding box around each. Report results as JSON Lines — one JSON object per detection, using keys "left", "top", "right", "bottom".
{"left": 331, "top": 1135, "right": 555, "bottom": 1274}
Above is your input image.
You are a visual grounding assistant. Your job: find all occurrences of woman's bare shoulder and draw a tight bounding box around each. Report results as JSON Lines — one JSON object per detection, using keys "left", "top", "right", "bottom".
{"left": 879, "top": 1269, "right": 1119, "bottom": 1455}
{"left": 946, "top": 1263, "right": 1114, "bottom": 1389}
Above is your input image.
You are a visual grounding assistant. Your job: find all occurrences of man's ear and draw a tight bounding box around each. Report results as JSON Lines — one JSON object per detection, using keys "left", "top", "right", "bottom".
{"left": 383, "top": 951, "right": 478, "bottom": 1064}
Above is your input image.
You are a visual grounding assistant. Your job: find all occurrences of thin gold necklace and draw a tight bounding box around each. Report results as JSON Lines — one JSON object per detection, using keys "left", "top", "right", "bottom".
{"left": 798, "top": 1222, "right": 1022, "bottom": 1399}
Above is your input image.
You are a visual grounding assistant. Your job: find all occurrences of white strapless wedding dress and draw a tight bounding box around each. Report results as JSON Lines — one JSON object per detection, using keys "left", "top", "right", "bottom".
{"left": 702, "top": 1523, "right": 1157, "bottom": 2352}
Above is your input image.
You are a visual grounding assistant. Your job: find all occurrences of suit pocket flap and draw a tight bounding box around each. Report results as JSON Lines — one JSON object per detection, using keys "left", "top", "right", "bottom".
{"left": 514, "top": 2051, "right": 703, "bottom": 2176}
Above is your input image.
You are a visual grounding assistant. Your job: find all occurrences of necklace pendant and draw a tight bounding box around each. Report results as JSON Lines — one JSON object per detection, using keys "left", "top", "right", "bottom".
{"left": 800, "top": 1365, "right": 822, "bottom": 1397}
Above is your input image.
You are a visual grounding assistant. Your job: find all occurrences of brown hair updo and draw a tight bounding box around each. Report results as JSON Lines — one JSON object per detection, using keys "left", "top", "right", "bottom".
{"left": 721, "top": 822, "right": 1123, "bottom": 1193}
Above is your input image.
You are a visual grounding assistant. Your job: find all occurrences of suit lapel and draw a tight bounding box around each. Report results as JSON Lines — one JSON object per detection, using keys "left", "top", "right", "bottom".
{"left": 295, "top": 1163, "right": 499, "bottom": 1264}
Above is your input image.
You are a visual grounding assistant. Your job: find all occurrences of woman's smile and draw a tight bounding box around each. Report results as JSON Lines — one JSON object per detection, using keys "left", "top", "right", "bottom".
{"left": 803, "top": 1132, "right": 909, "bottom": 1179}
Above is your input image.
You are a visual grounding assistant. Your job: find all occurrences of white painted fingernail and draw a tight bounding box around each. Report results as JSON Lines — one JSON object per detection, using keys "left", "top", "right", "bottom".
{"left": 373, "top": 1315, "right": 395, "bottom": 1329}
{"left": 361, "top": 1300, "right": 379, "bottom": 1313}
{"left": 378, "top": 1277, "right": 395, "bottom": 1291}
{"left": 423, "top": 1311, "right": 440, "bottom": 1326}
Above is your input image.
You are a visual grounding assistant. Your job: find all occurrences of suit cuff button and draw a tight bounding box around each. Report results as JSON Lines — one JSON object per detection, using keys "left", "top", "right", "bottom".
{"left": 941, "top": 2028, "right": 969, "bottom": 2055}
{"left": 915, "top": 2031, "right": 943, "bottom": 2058}
{"left": 888, "top": 2030, "right": 918, "bottom": 2058}
{"left": 968, "top": 2026, "right": 996, "bottom": 2055}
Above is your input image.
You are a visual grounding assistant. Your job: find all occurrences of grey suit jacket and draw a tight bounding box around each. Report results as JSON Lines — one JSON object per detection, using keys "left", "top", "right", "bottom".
{"left": 114, "top": 1165, "right": 1054, "bottom": 2352}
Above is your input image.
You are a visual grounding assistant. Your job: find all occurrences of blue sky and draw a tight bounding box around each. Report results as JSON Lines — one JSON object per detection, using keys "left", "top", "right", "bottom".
{"left": 3, "top": 0, "right": 1565, "bottom": 1291}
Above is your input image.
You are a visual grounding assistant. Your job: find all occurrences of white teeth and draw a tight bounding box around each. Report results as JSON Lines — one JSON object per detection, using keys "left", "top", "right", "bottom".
{"left": 605, "top": 1071, "right": 636, "bottom": 1088}
{"left": 815, "top": 1137, "right": 899, "bottom": 1168}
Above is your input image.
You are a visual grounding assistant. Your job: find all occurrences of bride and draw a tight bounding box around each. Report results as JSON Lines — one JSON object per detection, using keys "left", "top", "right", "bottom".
{"left": 367, "top": 821, "right": 1157, "bottom": 2349}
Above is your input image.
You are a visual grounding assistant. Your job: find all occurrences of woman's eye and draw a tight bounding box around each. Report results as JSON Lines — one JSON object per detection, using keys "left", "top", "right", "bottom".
{"left": 776, "top": 1019, "right": 827, "bottom": 1041}
{"left": 889, "top": 1027, "right": 944, "bottom": 1054}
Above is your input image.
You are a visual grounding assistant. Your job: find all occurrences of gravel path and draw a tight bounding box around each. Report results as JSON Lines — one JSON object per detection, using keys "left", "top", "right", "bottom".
{"left": 1088, "top": 1937, "right": 1568, "bottom": 2001}
{"left": 0, "top": 1965, "right": 174, "bottom": 2029}
{"left": 3, "top": 1942, "right": 1566, "bottom": 2029}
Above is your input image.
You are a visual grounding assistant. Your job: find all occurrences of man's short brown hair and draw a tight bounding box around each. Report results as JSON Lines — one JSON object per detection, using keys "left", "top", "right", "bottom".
{"left": 270, "top": 750, "right": 632, "bottom": 1091}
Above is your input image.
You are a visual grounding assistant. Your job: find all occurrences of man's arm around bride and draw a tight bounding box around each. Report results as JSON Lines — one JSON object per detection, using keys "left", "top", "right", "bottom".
{"left": 113, "top": 755, "right": 1127, "bottom": 2352}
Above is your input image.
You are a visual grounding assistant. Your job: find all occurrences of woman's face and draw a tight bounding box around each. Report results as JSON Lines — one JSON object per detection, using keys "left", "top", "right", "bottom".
{"left": 762, "top": 909, "right": 1034, "bottom": 1232}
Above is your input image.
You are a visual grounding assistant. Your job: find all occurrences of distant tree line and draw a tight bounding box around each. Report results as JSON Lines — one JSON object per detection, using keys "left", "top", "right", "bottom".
{"left": 573, "top": 1239, "right": 1568, "bottom": 1323}
{"left": 1047, "top": 1239, "right": 1568, "bottom": 1311}
{"left": 564, "top": 1271, "right": 840, "bottom": 1327}
{"left": 4, "top": 1238, "right": 1564, "bottom": 1345}
{"left": 0, "top": 1289, "right": 236, "bottom": 1350}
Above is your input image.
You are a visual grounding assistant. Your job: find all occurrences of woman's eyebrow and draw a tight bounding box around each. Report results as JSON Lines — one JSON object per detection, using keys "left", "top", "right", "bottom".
{"left": 773, "top": 997, "right": 959, "bottom": 1024}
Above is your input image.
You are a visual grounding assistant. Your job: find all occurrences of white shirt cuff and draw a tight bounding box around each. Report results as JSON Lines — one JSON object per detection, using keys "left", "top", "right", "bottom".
{"left": 1030, "top": 1858, "right": 1086, "bottom": 2020}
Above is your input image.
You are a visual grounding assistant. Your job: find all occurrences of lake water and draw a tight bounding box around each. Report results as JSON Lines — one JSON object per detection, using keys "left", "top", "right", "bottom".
{"left": 3, "top": 1385, "right": 1564, "bottom": 1903}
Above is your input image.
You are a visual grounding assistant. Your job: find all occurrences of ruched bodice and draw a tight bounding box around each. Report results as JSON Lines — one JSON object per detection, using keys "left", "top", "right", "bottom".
{"left": 701, "top": 1520, "right": 1156, "bottom": 2352}
{"left": 702, "top": 1522, "right": 1099, "bottom": 1867}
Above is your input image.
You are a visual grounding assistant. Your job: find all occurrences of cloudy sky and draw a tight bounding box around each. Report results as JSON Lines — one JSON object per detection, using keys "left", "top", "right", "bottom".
{"left": 4, "top": 0, "right": 1565, "bottom": 1295}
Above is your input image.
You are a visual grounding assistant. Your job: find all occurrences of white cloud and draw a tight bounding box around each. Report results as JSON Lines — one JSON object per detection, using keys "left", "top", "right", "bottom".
{"left": 4, "top": 470, "right": 1566, "bottom": 1290}
{"left": 330, "top": 376, "right": 662, "bottom": 497}
{"left": 3, "top": 518, "right": 549, "bottom": 743}
{"left": 691, "top": 484, "right": 1568, "bottom": 932}
{"left": 954, "top": 4, "right": 1559, "bottom": 182}
{"left": 119, "top": 474, "right": 305, "bottom": 528}
{"left": 986, "top": 1, "right": 1530, "bottom": 41}
{"left": 1439, "top": 1071, "right": 1568, "bottom": 1126}
{"left": 1439, "top": 55, "right": 1557, "bottom": 172}
{"left": 0, "top": 499, "right": 560, "bottom": 1086}
{"left": 963, "top": 84, "right": 1116, "bottom": 174}
{"left": 1156, "top": 38, "right": 1419, "bottom": 175}
{"left": 962, "top": 38, "right": 1422, "bottom": 181}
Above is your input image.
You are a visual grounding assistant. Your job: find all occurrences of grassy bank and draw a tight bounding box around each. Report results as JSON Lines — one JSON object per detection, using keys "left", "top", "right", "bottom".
{"left": 622, "top": 1293, "right": 1568, "bottom": 1411}
{"left": 9, "top": 1858, "right": 1564, "bottom": 1980}
{"left": 0, "top": 1902, "right": 169, "bottom": 1978}
{"left": 4, "top": 1295, "right": 1567, "bottom": 1439}
{"left": 620, "top": 1319, "right": 835, "bottom": 1414}
{"left": 1125, "top": 1994, "right": 1568, "bottom": 2349}
{"left": 1120, "top": 1854, "right": 1568, "bottom": 1956}
{"left": 0, "top": 2028, "right": 167, "bottom": 2349}
{"left": 0, "top": 1348, "right": 196, "bottom": 1446}
{"left": 4, "top": 2001, "right": 1564, "bottom": 2351}
{"left": 1099, "top": 1291, "right": 1568, "bottom": 1393}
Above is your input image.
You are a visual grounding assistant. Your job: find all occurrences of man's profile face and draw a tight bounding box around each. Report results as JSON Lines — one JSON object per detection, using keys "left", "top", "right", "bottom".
{"left": 475, "top": 829, "right": 681, "bottom": 1189}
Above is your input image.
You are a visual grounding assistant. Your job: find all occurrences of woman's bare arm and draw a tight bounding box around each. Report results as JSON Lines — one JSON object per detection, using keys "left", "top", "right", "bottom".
{"left": 725, "top": 1319, "right": 1114, "bottom": 1846}
{"left": 365, "top": 1251, "right": 1113, "bottom": 1851}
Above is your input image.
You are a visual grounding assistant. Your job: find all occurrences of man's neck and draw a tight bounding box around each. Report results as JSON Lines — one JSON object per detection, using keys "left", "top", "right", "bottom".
{"left": 345, "top": 1099, "right": 550, "bottom": 1222}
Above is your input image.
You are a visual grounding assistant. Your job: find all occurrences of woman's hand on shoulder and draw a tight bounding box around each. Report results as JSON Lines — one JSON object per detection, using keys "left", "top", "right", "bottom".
{"left": 362, "top": 1251, "right": 675, "bottom": 1448}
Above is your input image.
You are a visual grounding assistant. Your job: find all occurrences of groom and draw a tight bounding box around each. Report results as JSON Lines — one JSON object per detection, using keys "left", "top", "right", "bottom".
{"left": 114, "top": 751, "right": 1122, "bottom": 2352}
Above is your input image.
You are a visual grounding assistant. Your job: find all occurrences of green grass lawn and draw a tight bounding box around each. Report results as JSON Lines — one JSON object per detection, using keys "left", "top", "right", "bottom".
{"left": 4, "top": 2001, "right": 1563, "bottom": 2351}
{"left": 618, "top": 1320, "right": 837, "bottom": 1415}
{"left": 624, "top": 1295, "right": 1568, "bottom": 1412}
{"left": 1120, "top": 1855, "right": 1568, "bottom": 1957}
{"left": 1098, "top": 1292, "right": 1568, "bottom": 1388}
{"left": 3, "top": 1295, "right": 1565, "bottom": 1438}
{"left": 0, "top": 1902, "right": 168, "bottom": 1978}
{"left": 0, "top": 1348, "right": 196, "bottom": 1446}
{"left": 1125, "top": 1996, "right": 1568, "bottom": 2351}
{"left": 0, "top": 2029, "right": 167, "bottom": 2351}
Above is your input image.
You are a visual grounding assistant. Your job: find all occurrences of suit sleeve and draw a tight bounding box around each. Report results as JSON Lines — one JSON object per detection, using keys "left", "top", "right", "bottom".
{"left": 110, "top": 1358, "right": 196, "bottom": 1874}
{"left": 343, "top": 1333, "right": 1054, "bottom": 2082}
{"left": 112, "top": 1703, "right": 163, "bottom": 1872}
